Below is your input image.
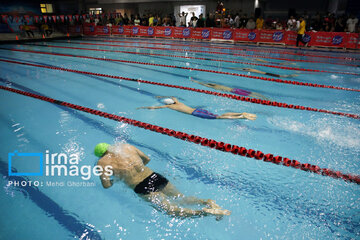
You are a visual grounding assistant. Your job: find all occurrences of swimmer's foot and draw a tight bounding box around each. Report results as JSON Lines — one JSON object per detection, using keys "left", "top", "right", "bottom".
{"left": 203, "top": 207, "right": 231, "bottom": 216}
{"left": 242, "top": 113, "right": 257, "bottom": 121}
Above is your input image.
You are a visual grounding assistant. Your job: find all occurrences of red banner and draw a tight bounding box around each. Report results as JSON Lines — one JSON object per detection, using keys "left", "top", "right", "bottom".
{"left": 67, "top": 15, "right": 72, "bottom": 21}
{"left": 112, "top": 25, "right": 132, "bottom": 35}
{"left": 153, "top": 26, "right": 173, "bottom": 38}
{"left": 60, "top": 15, "right": 64, "bottom": 22}
{"left": 52, "top": 15, "right": 56, "bottom": 22}
{"left": 346, "top": 33, "right": 359, "bottom": 49}
{"left": 211, "top": 28, "right": 233, "bottom": 40}
{"left": 83, "top": 23, "right": 95, "bottom": 35}
{"left": 172, "top": 27, "right": 192, "bottom": 38}
{"left": 24, "top": 15, "right": 30, "bottom": 23}
{"left": 191, "top": 28, "right": 211, "bottom": 40}
{"left": 309, "top": 32, "right": 347, "bottom": 48}
{"left": 258, "top": 30, "right": 285, "bottom": 43}
{"left": 69, "top": 25, "right": 83, "bottom": 34}
{"left": 131, "top": 26, "right": 155, "bottom": 37}
{"left": 233, "top": 29, "right": 258, "bottom": 42}
{"left": 94, "top": 26, "right": 110, "bottom": 35}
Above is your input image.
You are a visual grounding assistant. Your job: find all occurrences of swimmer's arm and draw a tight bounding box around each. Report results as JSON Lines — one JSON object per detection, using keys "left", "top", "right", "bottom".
{"left": 135, "top": 148, "right": 150, "bottom": 165}
{"left": 136, "top": 105, "right": 168, "bottom": 110}
{"left": 99, "top": 171, "right": 113, "bottom": 189}
{"left": 191, "top": 79, "right": 209, "bottom": 87}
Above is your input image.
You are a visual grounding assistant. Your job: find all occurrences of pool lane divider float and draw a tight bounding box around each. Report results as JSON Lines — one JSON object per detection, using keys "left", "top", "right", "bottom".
{"left": 1, "top": 58, "right": 359, "bottom": 120}
{"left": 5, "top": 49, "right": 360, "bottom": 92}
{"left": 69, "top": 41, "right": 360, "bottom": 67}
{"left": 1, "top": 85, "right": 359, "bottom": 185}
{"left": 20, "top": 45, "right": 360, "bottom": 76}
{"left": 83, "top": 38, "right": 360, "bottom": 61}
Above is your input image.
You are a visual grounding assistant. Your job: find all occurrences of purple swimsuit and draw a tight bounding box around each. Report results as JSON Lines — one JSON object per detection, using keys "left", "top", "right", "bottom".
{"left": 231, "top": 88, "right": 251, "bottom": 96}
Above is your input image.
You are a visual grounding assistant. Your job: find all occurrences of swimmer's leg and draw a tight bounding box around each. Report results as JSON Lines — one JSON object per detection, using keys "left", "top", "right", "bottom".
{"left": 249, "top": 92, "right": 270, "bottom": 100}
{"left": 217, "top": 112, "right": 257, "bottom": 120}
{"left": 144, "top": 192, "right": 210, "bottom": 217}
{"left": 161, "top": 182, "right": 219, "bottom": 207}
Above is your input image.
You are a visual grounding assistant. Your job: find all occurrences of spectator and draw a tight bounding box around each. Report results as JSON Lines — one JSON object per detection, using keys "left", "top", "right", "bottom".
{"left": 197, "top": 14, "right": 205, "bottom": 28}
{"left": 189, "top": 12, "right": 198, "bottom": 27}
{"left": 22, "top": 22, "right": 34, "bottom": 38}
{"left": 134, "top": 15, "right": 140, "bottom": 26}
{"left": 206, "top": 13, "right": 216, "bottom": 27}
{"left": 346, "top": 14, "right": 358, "bottom": 33}
{"left": 287, "top": 16, "right": 297, "bottom": 31}
{"left": 123, "top": 13, "right": 129, "bottom": 25}
{"left": 334, "top": 15, "right": 345, "bottom": 32}
{"left": 296, "top": 16, "right": 308, "bottom": 47}
{"left": 246, "top": 18, "right": 256, "bottom": 30}
{"left": 149, "top": 14, "right": 154, "bottom": 26}
{"left": 256, "top": 16, "right": 264, "bottom": 30}
{"left": 178, "top": 12, "right": 188, "bottom": 27}
{"left": 239, "top": 14, "right": 248, "bottom": 29}
{"left": 41, "top": 22, "right": 52, "bottom": 36}
{"left": 234, "top": 13, "right": 240, "bottom": 28}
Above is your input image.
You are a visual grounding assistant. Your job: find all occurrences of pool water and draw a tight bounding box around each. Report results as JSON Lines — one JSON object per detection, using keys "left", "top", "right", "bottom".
{"left": 0, "top": 36, "right": 359, "bottom": 240}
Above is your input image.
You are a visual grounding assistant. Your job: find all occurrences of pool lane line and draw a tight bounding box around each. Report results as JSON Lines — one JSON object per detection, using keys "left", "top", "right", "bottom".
{"left": 1, "top": 58, "right": 359, "bottom": 120}
{"left": 0, "top": 160, "right": 103, "bottom": 240}
{"left": 19, "top": 44, "right": 360, "bottom": 76}
{"left": 4, "top": 48, "right": 360, "bottom": 93}
{"left": 62, "top": 41, "right": 360, "bottom": 67}
{"left": 1, "top": 85, "right": 359, "bottom": 185}
{"left": 81, "top": 38, "right": 360, "bottom": 61}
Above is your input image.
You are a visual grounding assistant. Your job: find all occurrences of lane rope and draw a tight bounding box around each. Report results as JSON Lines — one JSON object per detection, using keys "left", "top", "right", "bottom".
{"left": 20, "top": 44, "right": 359, "bottom": 76}
{"left": 1, "top": 58, "right": 359, "bottom": 120}
{"left": 1, "top": 85, "right": 359, "bottom": 185}
{"left": 83, "top": 38, "right": 360, "bottom": 61}
{"left": 4, "top": 48, "right": 360, "bottom": 92}
{"left": 69, "top": 41, "right": 360, "bottom": 67}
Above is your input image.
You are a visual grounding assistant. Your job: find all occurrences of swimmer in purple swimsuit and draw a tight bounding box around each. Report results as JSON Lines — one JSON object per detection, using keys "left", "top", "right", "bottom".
{"left": 191, "top": 79, "right": 269, "bottom": 100}
{"left": 137, "top": 96, "right": 257, "bottom": 120}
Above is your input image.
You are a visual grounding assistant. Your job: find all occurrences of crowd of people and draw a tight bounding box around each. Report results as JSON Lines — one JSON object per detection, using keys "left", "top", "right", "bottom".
{"left": 88, "top": 11, "right": 359, "bottom": 33}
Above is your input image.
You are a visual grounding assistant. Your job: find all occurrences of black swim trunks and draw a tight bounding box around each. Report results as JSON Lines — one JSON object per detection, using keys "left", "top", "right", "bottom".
{"left": 134, "top": 172, "right": 169, "bottom": 195}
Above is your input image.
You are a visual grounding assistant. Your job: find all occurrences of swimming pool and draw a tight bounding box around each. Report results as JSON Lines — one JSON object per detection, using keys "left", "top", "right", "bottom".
{"left": 0, "top": 36, "right": 359, "bottom": 240}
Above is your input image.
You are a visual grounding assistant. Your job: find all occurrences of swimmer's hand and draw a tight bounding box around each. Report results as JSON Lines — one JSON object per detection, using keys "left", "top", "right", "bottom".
{"left": 242, "top": 113, "right": 257, "bottom": 121}
{"left": 283, "top": 74, "right": 298, "bottom": 78}
{"left": 136, "top": 106, "right": 153, "bottom": 109}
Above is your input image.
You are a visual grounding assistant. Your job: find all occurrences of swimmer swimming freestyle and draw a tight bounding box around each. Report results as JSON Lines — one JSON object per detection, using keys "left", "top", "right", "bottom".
{"left": 191, "top": 79, "right": 269, "bottom": 100}
{"left": 95, "top": 142, "right": 231, "bottom": 218}
{"left": 137, "top": 96, "right": 257, "bottom": 120}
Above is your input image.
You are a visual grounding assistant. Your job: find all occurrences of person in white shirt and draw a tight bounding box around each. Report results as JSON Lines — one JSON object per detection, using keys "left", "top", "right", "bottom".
{"left": 346, "top": 15, "right": 358, "bottom": 33}
{"left": 178, "top": 12, "right": 188, "bottom": 27}
{"left": 287, "top": 16, "right": 297, "bottom": 31}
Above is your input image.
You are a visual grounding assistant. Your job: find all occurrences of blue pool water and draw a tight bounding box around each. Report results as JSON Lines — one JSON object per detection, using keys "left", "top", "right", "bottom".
{"left": 0, "top": 36, "right": 359, "bottom": 240}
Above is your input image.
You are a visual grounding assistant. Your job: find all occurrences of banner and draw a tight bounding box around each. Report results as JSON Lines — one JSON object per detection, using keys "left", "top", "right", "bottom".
{"left": 94, "top": 26, "right": 110, "bottom": 35}
{"left": 172, "top": 27, "right": 192, "bottom": 38}
{"left": 112, "top": 25, "right": 132, "bottom": 35}
{"left": 258, "top": 30, "right": 285, "bottom": 43}
{"left": 154, "top": 26, "right": 173, "bottom": 38}
{"left": 191, "top": 28, "right": 211, "bottom": 40}
{"left": 346, "top": 33, "right": 359, "bottom": 49}
{"left": 211, "top": 28, "right": 233, "bottom": 40}
{"left": 60, "top": 15, "right": 64, "bottom": 22}
{"left": 83, "top": 23, "right": 95, "bottom": 35}
{"left": 131, "top": 26, "right": 154, "bottom": 37}
{"left": 69, "top": 25, "right": 82, "bottom": 34}
{"left": 234, "top": 29, "right": 258, "bottom": 42}
{"left": 1, "top": 15, "right": 7, "bottom": 24}
{"left": 309, "top": 32, "right": 347, "bottom": 48}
